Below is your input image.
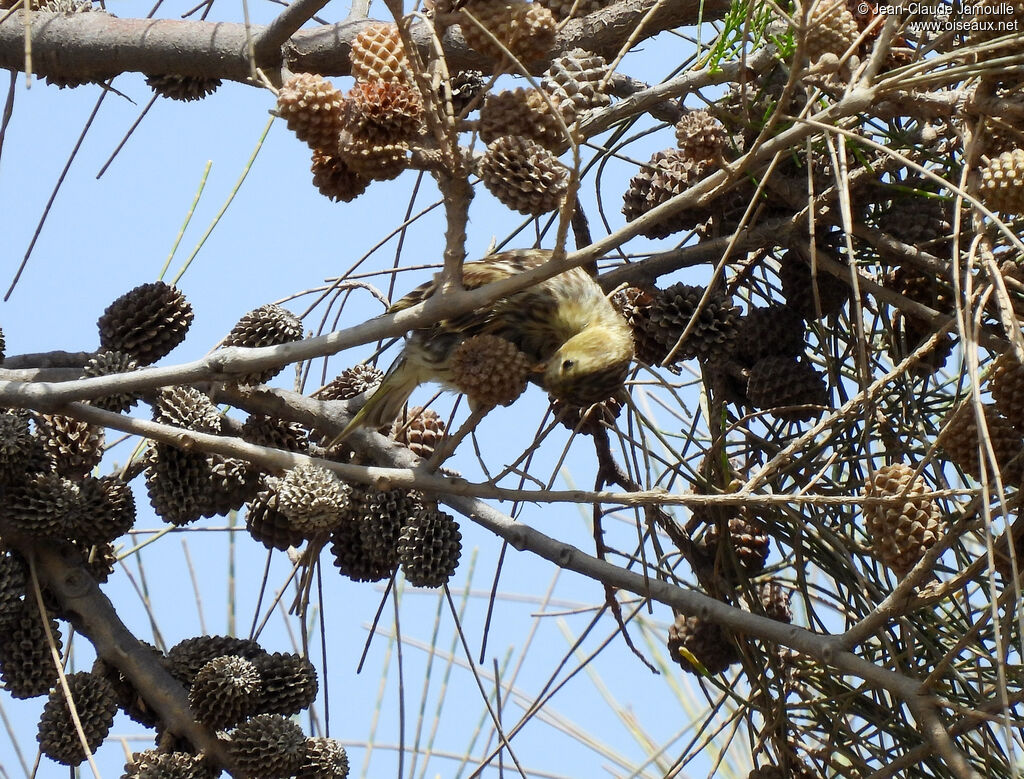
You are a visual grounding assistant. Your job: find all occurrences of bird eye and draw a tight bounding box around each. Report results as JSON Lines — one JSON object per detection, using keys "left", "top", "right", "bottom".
{"left": 562, "top": 359, "right": 574, "bottom": 372}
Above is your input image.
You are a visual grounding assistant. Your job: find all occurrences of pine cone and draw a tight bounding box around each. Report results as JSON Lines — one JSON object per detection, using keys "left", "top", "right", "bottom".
{"left": 123, "top": 750, "right": 218, "bottom": 778}
{"left": 220, "top": 304, "right": 304, "bottom": 385}
{"left": 667, "top": 613, "right": 739, "bottom": 674}
{"left": 758, "top": 581, "right": 793, "bottom": 623}
{"left": 152, "top": 385, "right": 222, "bottom": 434}
{"left": 311, "top": 148, "right": 369, "bottom": 203}
{"left": 146, "top": 74, "right": 221, "bottom": 101}
{"left": 700, "top": 513, "right": 770, "bottom": 574}
{"left": 941, "top": 405, "right": 1023, "bottom": 484}
{"left": 33, "top": 413, "right": 105, "bottom": 479}
{"left": 479, "top": 88, "right": 569, "bottom": 152}
{"left": 746, "top": 356, "right": 828, "bottom": 421}
{"left": 349, "top": 23, "right": 409, "bottom": 83}
{"left": 189, "top": 655, "right": 262, "bottom": 729}
{"left": 277, "top": 72, "right": 345, "bottom": 151}
{"left": 864, "top": 462, "right": 943, "bottom": 576}
{"left": 980, "top": 148, "right": 1024, "bottom": 215}
{"left": 82, "top": 349, "right": 142, "bottom": 413}
{"left": 0, "top": 551, "right": 28, "bottom": 629}
{"left": 450, "top": 334, "right": 532, "bottom": 407}
{"left": 458, "top": 0, "right": 557, "bottom": 62}
{"left": 536, "top": 0, "right": 605, "bottom": 19}
{"left": 889, "top": 314, "right": 954, "bottom": 376}
{"left": 343, "top": 79, "right": 424, "bottom": 144}
{"left": 674, "top": 109, "right": 728, "bottom": 162}
{"left": 0, "top": 601, "right": 62, "bottom": 698}
{"left": 392, "top": 406, "right": 446, "bottom": 458}
{"left": 478, "top": 135, "right": 569, "bottom": 215}
{"left": 145, "top": 445, "right": 237, "bottom": 526}
{"left": 97, "top": 281, "right": 193, "bottom": 365}
{"left": 0, "top": 408, "right": 37, "bottom": 485}
{"left": 241, "top": 414, "right": 309, "bottom": 453}
{"left": 398, "top": 505, "right": 462, "bottom": 587}
{"left": 804, "top": 0, "right": 859, "bottom": 60}
{"left": 76, "top": 540, "right": 118, "bottom": 583}
{"left": 6, "top": 471, "right": 80, "bottom": 538}
{"left": 622, "top": 150, "right": 713, "bottom": 238}
{"left": 447, "top": 69, "right": 486, "bottom": 115}
{"left": 991, "top": 358, "right": 1024, "bottom": 430}
{"left": 644, "top": 283, "right": 741, "bottom": 364}
{"left": 228, "top": 714, "right": 308, "bottom": 778}
{"left": 165, "top": 634, "right": 266, "bottom": 686}
{"left": 542, "top": 49, "right": 611, "bottom": 114}
{"left": 37, "top": 671, "right": 118, "bottom": 766}
{"left": 297, "top": 737, "right": 350, "bottom": 778}
{"left": 552, "top": 393, "right": 624, "bottom": 436}
{"left": 778, "top": 247, "right": 851, "bottom": 319}
{"left": 273, "top": 464, "right": 352, "bottom": 535}
{"left": 337, "top": 131, "right": 409, "bottom": 181}
{"left": 253, "top": 652, "right": 319, "bottom": 717}
{"left": 330, "top": 514, "right": 395, "bottom": 582}
{"left": 319, "top": 364, "right": 385, "bottom": 401}
{"left": 877, "top": 193, "right": 953, "bottom": 251}
{"left": 246, "top": 485, "right": 308, "bottom": 551}
{"left": 72, "top": 475, "right": 136, "bottom": 545}
{"left": 732, "top": 305, "right": 806, "bottom": 366}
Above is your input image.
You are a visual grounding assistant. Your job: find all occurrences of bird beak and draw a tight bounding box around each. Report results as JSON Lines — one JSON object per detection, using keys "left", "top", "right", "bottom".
{"left": 530, "top": 361, "right": 547, "bottom": 375}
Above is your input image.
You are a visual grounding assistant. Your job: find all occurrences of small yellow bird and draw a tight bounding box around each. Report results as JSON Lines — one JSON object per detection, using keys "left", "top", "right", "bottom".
{"left": 339, "top": 249, "right": 635, "bottom": 436}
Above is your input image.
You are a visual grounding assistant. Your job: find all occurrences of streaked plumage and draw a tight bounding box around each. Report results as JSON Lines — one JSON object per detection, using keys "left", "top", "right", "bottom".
{"left": 341, "top": 249, "right": 634, "bottom": 435}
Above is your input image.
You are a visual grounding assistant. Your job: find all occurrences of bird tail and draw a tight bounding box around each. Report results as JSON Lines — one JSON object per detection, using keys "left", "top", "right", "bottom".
{"left": 334, "top": 357, "right": 420, "bottom": 442}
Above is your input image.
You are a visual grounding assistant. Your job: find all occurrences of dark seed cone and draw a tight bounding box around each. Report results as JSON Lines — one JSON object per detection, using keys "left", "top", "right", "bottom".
{"left": 674, "top": 109, "right": 728, "bottom": 162}
{"left": 450, "top": 334, "right": 532, "bottom": 408}
{"left": 165, "top": 634, "right": 266, "bottom": 687}
{"left": 398, "top": 506, "right": 462, "bottom": 588}
{"left": 392, "top": 406, "right": 446, "bottom": 458}
{"left": 76, "top": 541, "right": 118, "bottom": 583}
{"left": 667, "top": 613, "right": 739, "bottom": 674}
{"left": 276, "top": 72, "right": 345, "bottom": 151}
{"left": 246, "top": 485, "right": 308, "bottom": 551}
{"left": 330, "top": 515, "right": 396, "bottom": 582}
{"left": 0, "top": 551, "right": 28, "bottom": 628}
{"left": 337, "top": 132, "right": 409, "bottom": 181}
{"left": 552, "top": 392, "right": 624, "bottom": 436}
{"left": 478, "top": 135, "right": 569, "bottom": 215}
{"left": 536, "top": 0, "right": 604, "bottom": 19}
{"left": 241, "top": 414, "right": 309, "bottom": 453}
{"left": 188, "top": 655, "right": 262, "bottom": 729}
{"left": 145, "top": 446, "right": 219, "bottom": 526}
{"left": 0, "top": 408, "right": 36, "bottom": 485}
{"left": 123, "top": 750, "right": 218, "bottom": 778}
{"left": 6, "top": 471, "right": 80, "bottom": 538}
{"left": 885, "top": 264, "right": 953, "bottom": 315}
{"left": 361, "top": 488, "right": 421, "bottom": 573}
{"left": 877, "top": 194, "right": 953, "bottom": 252}
{"left": 732, "top": 305, "right": 806, "bottom": 367}
{"left": 889, "top": 314, "right": 954, "bottom": 376}
{"left": 979, "top": 148, "right": 1024, "bottom": 215}
{"left": 92, "top": 643, "right": 165, "bottom": 728}
{"left": 991, "top": 358, "right": 1024, "bottom": 431}
{"left": 612, "top": 287, "right": 668, "bottom": 367}
{"left": 33, "top": 413, "right": 105, "bottom": 479}
{"left": 349, "top": 23, "right": 409, "bottom": 83}
{"left": 645, "top": 283, "right": 741, "bottom": 364}
{"left": 146, "top": 74, "right": 221, "bottom": 101}
{"left": 319, "top": 364, "right": 385, "bottom": 401}
{"left": 72, "top": 475, "right": 136, "bottom": 546}
{"left": 228, "top": 713, "right": 308, "bottom": 779}
{"left": 343, "top": 79, "right": 424, "bottom": 144}
{"left": 253, "top": 652, "right": 319, "bottom": 716}
{"left": 748, "top": 767, "right": 785, "bottom": 779}
{"left": 622, "top": 150, "right": 713, "bottom": 239}
{"left": 700, "top": 513, "right": 770, "bottom": 574}
{"left": 297, "top": 737, "right": 350, "bottom": 778}
{"left": 97, "top": 281, "right": 193, "bottom": 365}
{"left": 82, "top": 349, "right": 143, "bottom": 413}
{"left": 273, "top": 464, "right": 351, "bottom": 536}
{"left": 864, "top": 463, "right": 942, "bottom": 576}
{"left": 152, "top": 385, "right": 222, "bottom": 434}
{"left": 221, "top": 304, "right": 304, "bottom": 385}
{"left": 542, "top": 48, "right": 610, "bottom": 114}
{"left": 941, "top": 405, "right": 1023, "bottom": 484}
{"left": 479, "top": 88, "right": 569, "bottom": 152}
{"left": 804, "top": 0, "right": 859, "bottom": 60}
{"left": 0, "top": 601, "right": 63, "bottom": 698}
{"left": 758, "top": 581, "right": 793, "bottom": 623}
{"left": 778, "top": 247, "right": 851, "bottom": 319}
{"left": 446, "top": 70, "right": 486, "bottom": 116}
{"left": 458, "top": 0, "right": 557, "bottom": 63}
{"left": 992, "top": 519, "right": 1024, "bottom": 582}
{"left": 36, "top": 671, "right": 118, "bottom": 766}
{"left": 311, "top": 148, "right": 369, "bottom": 203}
{"left": 746, "top": 356, "right": 828, "bottom": 421}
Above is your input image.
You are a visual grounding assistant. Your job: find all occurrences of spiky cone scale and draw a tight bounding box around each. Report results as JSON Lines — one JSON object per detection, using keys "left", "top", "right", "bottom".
{"left": 0, "top": 552, "right": 28, "bottom": 629}
{"left": 478, "top": 135, "right": 569, "bottom": 215}
{"left": 343, "top": 79, "right": 424, "bottom": 144}
{"left": 152, "top": 385, "right": 222, "bottom": 434}
{"left": 36, "top": 671, "right": 118, "bottom": 766}
{"left": 165, "top": 634, "right": 267, "bottom": 686}
{"left": 298, "top": 737, "right": 350, "bottom": 778}
{"left": 446, "top": 70, "right": 486, "bottom": 116}
{"left": 803, "top": 0, "right": 859, "bottom": 60}
{"left": 72, "top": 475, "right": 136, "bottom": 546}
{"left": 674, "top": 109, "right": 728, "bottom": 163}
{"left": 758, "top": 581, "right": 793, "bottom": 623}
{"left": 253, "top": 652, "right": 319, "bottom": 716}
{"left": 146, "top": 74, "right": 221, "bottom": 101}
{"left": 337, "top": 132, "right": 409, "bottom": 181}
{"left": 392, "top": 406, "right": 446, "bottom": 458}
{"left": 777, "top": 248, "right": 851, "bottom": 319}
{"left": 992, "top": 359, "right": 1024, "bottom": 430}
{"left": 537, "top": 0, "right": 604, "bottom": 18}
{"left": 941, "top": 405, "right": 1023, "bottom": 484}
{"left": 458, "top": 0, "right": 557, "bottom": 63}
{"left": 97, "top": 281, "right": 193, "bottom": 365}
{"left": 273, "top": 464, "right": 352, "bottom": 536}
{"left": 221, "top": 303, "right": 304, "bottom": 385}
{"left": 349, "top": 23, "right": 409, "bottom": 83}
{"left": 542, "top": 49, "right": 611, "bottom": 115}
{"left": 5, "top": 471, "right": 80, "bottom": 538}
{"left": 700, "top": 513, "right": 770, "bottom": 575}
{"left": 979, "top": 148, "right": 1024, "bottom": 215}
{"left": 621, "top": 150, "right": 714, "bottom": 238}
{"left": 667, "top": 613, "right": 739, "bottom": 674}
{"left": 310, "top": 148, "right": 369, "bottom": 203}
{"left": 746, "top": 356, "right": 828, "bottom": 421}
{"left": 863, "top": 463, "right": 942, "bottom": 576}
{"left": 342, "top": 250, "right": 634, "bottom": 436}
{"left": 552, "top": 392, "right": 624, "bottom": 436}
{"left": 33, "top": 412, "right": 105, "bottom": 478}
{"left": 122, "top": 750, "right": 219, "bottom": 778}
{"left": 479, "top": 88, "right": 571, "bottom": 153}
{"left": 228, "top": 713, "right": 308, "bottom": 778}
{"left": 276, "top": 73, "right": 344, "bottom": 151}
{"left": 82, "top": 349, "right": 142, "bottom": 413}
{"left": 188, "top": 655, "right": 262, "bottom": 729}
{"left": 0, "top": 601, "right": 63, "bottom": 698}
{"left": 449, "top": 334, "right": 532, "bottom": 408}
{"left": 398, "top": 505, "right": 462, "bottom": 587}
{"left": 731, "top": 304, "right": 806, "bottom": 367}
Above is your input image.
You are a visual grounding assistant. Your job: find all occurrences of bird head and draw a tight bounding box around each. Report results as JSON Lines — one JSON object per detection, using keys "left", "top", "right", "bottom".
{"left": 542, "top": 325, "right": 634, "bottom": 407}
